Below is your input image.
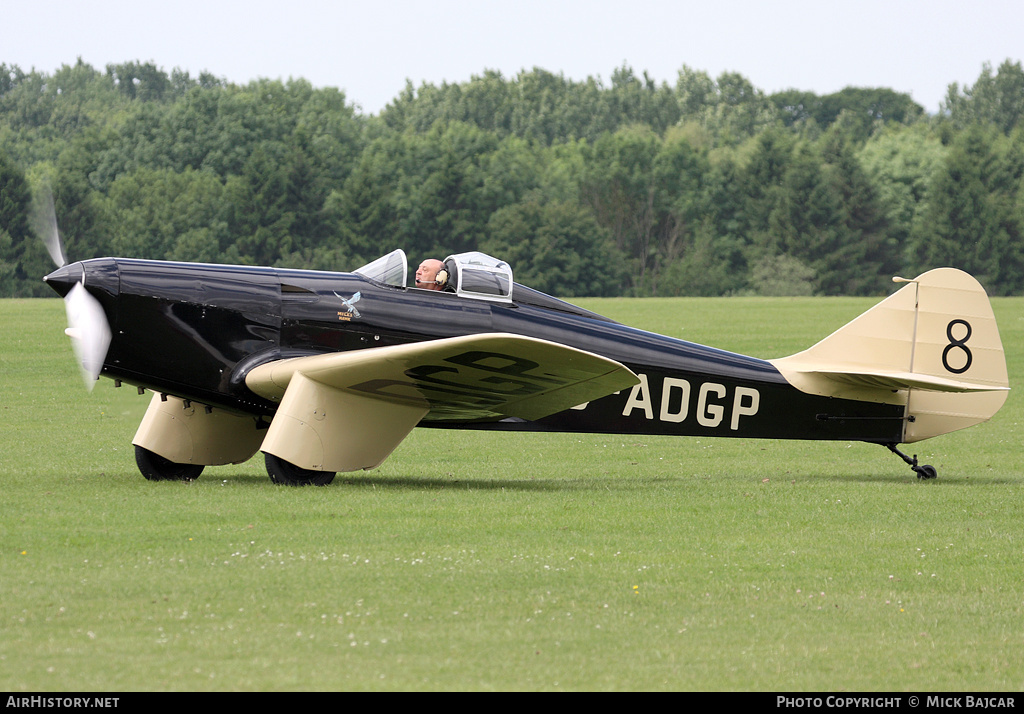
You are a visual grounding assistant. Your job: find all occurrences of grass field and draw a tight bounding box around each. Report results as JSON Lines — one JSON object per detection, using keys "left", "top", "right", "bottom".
{"left": 1, "top": 295, "right": 1021, "bottom": 692}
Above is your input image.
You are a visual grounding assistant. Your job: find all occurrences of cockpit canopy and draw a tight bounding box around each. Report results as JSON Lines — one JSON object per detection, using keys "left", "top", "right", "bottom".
{"left": 354, "top": 249, "right": 513, "bottom": 302}
{"left": 438, "top": 251, "right": 513, "bottom": 301}
{"left": 352, "top": 248, "right": 615, "bottom": 323}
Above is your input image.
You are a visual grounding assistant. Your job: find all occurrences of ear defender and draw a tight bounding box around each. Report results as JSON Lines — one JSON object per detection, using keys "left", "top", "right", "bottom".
{"left": 435, "top": 268, "right": 449, "bottom": 288}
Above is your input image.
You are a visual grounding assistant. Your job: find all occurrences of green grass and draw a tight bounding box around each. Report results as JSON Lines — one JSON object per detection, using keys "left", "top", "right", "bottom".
{"left": 1, "top": 296, "right": 1022, "bottom": 691}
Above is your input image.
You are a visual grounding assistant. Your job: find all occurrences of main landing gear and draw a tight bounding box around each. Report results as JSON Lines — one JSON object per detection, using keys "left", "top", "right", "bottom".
{"left": 134, "top": 446, "right": 336, "bottom": 486}
{"left": 885, "top": 443, "right": 938, "bottom": 480}
{"left": 264, "top": 453, "right": 336, "bottom": 487}
{"left": 135, "top": 445, "right": 205, "bottom": 482}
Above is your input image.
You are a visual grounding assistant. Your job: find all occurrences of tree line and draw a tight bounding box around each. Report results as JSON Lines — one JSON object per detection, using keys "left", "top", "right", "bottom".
{"left": 2, "top": 58, "right": 1023, "bottom": 298}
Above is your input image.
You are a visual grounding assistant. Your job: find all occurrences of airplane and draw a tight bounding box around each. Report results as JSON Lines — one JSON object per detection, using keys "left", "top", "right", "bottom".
{"left": 42, "top": 246, "right": 1009, "bottom": 486}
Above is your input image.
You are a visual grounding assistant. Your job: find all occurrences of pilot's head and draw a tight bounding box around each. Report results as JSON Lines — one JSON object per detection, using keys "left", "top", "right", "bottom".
{"left": 415, "top": 259, "right": 446, "bottom": 291}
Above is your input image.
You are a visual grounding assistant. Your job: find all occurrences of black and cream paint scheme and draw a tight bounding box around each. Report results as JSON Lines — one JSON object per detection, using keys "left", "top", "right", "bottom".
{"left": 44, "top": 248, "right": 1009, "bottom": 485}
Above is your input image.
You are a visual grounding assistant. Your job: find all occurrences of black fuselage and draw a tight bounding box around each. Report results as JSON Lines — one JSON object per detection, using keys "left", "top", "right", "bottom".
{"left": 47, "top": 258, "right": 906, "bottom": 444}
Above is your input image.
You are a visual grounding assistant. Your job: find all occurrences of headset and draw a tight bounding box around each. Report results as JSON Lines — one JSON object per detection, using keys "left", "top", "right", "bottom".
{"left": 434, "top": 266, "right": 450, "bottom": 289}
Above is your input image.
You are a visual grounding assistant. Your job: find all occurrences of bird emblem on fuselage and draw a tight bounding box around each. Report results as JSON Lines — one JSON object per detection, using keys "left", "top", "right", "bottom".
{"left": 334, "top": 291, "right": 361, "bottom": 321}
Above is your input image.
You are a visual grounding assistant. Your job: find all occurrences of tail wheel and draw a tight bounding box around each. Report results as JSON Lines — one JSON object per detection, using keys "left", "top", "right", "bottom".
{"left": 264, "top": 452, "right": 335, "bottom": 486}
{"left": 135, "top": 445, "right": 204, "bottom": 482}
{"left": 885, "top": 443, "right": 939, "bottom": 480}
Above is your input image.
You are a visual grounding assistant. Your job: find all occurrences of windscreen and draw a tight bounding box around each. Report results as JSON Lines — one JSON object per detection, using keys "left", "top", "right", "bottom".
{"left": 353, "top": 249, "right": 408, "bottom": 287}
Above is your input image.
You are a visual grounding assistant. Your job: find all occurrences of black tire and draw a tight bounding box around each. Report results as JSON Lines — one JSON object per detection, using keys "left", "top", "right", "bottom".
{"left": 264, "top": 452, "right": 335, "bottom": 486}
{"left": 135, "top": 445, "right": 204, "bottom": 482}
{"left": 915, "top": 464, "right": 938, "bottom": 480}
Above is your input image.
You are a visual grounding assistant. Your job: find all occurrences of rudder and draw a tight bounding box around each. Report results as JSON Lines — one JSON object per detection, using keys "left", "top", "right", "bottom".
{"left": 901, "top": 268, "right": 1009, "bottom": 441}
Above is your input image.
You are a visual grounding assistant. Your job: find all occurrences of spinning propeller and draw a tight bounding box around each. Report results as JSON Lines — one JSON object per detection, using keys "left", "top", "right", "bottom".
{"left": 37, "top": 188, "right": 112, "bottom": 391}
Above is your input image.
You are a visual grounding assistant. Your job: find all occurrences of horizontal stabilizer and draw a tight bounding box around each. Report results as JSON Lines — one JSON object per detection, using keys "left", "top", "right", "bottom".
{"left": 784, "top": 367, "right": 1010, "bottom": 394}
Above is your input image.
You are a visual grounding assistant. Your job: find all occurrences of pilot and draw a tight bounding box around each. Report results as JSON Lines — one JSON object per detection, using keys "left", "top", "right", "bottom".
{"left": 415, "top": 258, "right": 446, "bottom": 291}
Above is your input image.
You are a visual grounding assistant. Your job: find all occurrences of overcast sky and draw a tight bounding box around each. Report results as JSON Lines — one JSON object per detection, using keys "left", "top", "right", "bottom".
{"left": 8, "top": 0, "right": 1023, "bottom": 115}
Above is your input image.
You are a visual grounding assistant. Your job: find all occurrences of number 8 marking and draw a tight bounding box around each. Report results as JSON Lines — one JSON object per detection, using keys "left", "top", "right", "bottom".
{"left": 942, "top": 319, "right": 973, "bottom": 374}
